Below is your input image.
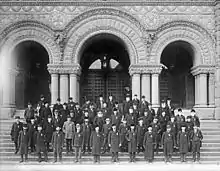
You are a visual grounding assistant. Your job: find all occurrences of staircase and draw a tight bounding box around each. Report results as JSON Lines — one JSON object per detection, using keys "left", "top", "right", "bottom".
{"left": 0, "top": 119, "right": 219, "bottom": 165}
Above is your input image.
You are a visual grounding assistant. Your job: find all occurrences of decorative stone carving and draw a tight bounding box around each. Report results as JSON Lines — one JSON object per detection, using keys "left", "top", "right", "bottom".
{"left": 47, "top": 63, "right": 81, "bottom": 75}
{"left": 129, "top": 64, "right": 163, "bottom": 75}
{"left": 54, "top": 31, "right": 67, "bottom": 57}
{"left": 191, "top": 65, "right": 215, "bottom": 76}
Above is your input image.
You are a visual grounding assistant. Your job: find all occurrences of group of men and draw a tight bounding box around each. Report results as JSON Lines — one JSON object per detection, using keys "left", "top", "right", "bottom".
{"left": 10, "top": 94, "right": 203, "bottom": 164}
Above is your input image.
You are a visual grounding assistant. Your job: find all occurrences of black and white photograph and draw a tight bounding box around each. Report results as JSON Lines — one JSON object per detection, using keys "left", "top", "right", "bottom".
{"left": 0, "top": 0, "right": 220, "bottom": 171}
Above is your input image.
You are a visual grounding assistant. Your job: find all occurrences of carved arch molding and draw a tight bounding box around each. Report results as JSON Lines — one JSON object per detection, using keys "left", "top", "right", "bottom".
{"left": 0, "top": 8, "right": 216, "bottom": 66}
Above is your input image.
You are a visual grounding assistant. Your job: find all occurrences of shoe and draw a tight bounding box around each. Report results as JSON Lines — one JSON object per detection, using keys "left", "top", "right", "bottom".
{"left": 53, "top": 160, "right": 57, "bottom": 163}
{"left": 15, "top": 151, "right": 18, "bottom": 154}
{"left": 19, "top": 160, "right": 23, "bottom": 163}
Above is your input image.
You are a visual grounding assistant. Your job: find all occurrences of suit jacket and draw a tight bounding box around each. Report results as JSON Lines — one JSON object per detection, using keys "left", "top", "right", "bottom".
{"left": 52, "top": 131, "right": 64, "bottom": 153}
{"left": 11, "top": 122, "right": 23, "bottom": 142}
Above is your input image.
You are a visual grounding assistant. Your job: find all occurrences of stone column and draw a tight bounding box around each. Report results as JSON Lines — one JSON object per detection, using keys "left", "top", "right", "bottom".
{"left": 1, "top": 68, "right": 17, "bottom": 118}
{"left": 141, "top": 73, "right": 151, "bottom": 102}
{"left": 50, "top": 73, "right": 59, "bottom": 105}
{"left": 208, "top": 73, "right": 215, "bottom": 107}
{"left": 60, "top": 74, "right": 69, "bottom": 103}
{"left": 131, "top": 73, "right": 141, "bottom": 99}
{"left": 151, "top": 73, "right": 160, "bottom": 108}
{"left": 199, "top": 73, "right": 208, "bottom": 107}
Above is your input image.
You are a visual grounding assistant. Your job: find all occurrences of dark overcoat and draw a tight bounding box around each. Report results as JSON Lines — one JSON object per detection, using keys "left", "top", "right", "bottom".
{"left": 108, "top": 131, "right": 120, "bottom": 153}
{"left": 51, "top": 131, "right": 64, "bottom": 153}
{"left": 161, "top": 131, "right": 175, "bottom": 154}
{"left": 18, "top": 130, "right": 29, "bottom": 155}
{"left": 126, "top": 130, "right": 137, "bottom": 153}
{"left": 90, "top": 131, "right": 102, "bottom": 155}
{"left": 136, "top": 125, "right": 146, "bottom": 146}
{"left": 44, "top": 121, "right": 55, "bottom": 143}
{"left": 34, "top": 131, "right": 47, "bottom": 153}
{"left": 11, "top": 122, "right": 23, "bottom": 143}
{"left": 143, "top": 131, "right": 155, "bottom": 159}
{"left": 82, "top": 123, "right": 92, "bottom": 146}
{"left": 177, "top": 131, "right": 189, "bottom": 153}
{"left": 73, "top": 131, "right": 84, "bottom": 147}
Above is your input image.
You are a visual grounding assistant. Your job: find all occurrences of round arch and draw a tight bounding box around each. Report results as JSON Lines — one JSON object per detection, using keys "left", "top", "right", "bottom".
{"left": 0, "top": 21, "right": 61, "bottom": 65}
{"left": 63, "top": 8, "right": 147, "bottom": 65}
{"left": 150, "top": 21, "right": 215, "bottom": 66}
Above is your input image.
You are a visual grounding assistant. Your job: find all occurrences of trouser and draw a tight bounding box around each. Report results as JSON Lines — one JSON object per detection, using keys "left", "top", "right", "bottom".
{"left": 30, "top": 137, "right": 35, "bottom": 152}
{"left": 20, "top": 154, "right": 28, "bottom": 161}
{"left": 111, "top": 152, "right": 119, "bottom": 162}
{"left": 75, "top": 147, "right": 82, "bottom": 161}
{"left": 192, "top": 141, "right": 201, "bottom": 161}
{"left": 93, "top": 155, "right": 101, "bottom": 163}
{"left": 38, "top": 151, "right": 48, "bottom": 162}
{"left": 120, "top": 140, "right": 128, "bottom": 152}
{"left": 129, "top": 152, "right": 136, "bottom": 162}
{"left": 155, "top": 143, "right": 159, "bottom": 153}
{"left": 14, "top": 141, "right": 18, "bottom": 152}
{"left": 180, "top": 153, "right": 187, "bottom": 162}
{"left": 137, "top": 144, "right": 144, "bottom": 153}
{"left": 83, "top": 144, "right": 91, "bottom": 153}
{"left": 193, "top": 152, "right": 200, "bottom": 162}
{"left": 54, "top": 150, "right": 62, "bottom": 162}
{"left": 66, "top": 139, "right": 72, "bottom": 152}
{"left": 164, "top": 154, "right": 172, "bottom": 162}
{"left": 102, "top": 137, "right": 109, "bottom": 153}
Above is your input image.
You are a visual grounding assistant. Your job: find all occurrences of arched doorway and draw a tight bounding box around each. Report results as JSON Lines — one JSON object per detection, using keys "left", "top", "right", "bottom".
{"left": 14, "top": 41, "right": 51, "bottom": 109}
{"left": 80, "top": 34, "right": 130, "bottom": 104}
{"left": 159, "top": 41, "right": 195, "bottom": 109}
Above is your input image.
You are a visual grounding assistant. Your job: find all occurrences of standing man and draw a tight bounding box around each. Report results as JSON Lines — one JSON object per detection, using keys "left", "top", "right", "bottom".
{"left": 138, "top": 96, "right": 149, "bottom": 117}
{"left": 108, "top": 124, "right": 121, "bottom": 163}
{"left": 102, "top": 118, "right": 112, "bottom": 154}
{"left": 90, "top": 125, "right": 102, "bottom": 163}
{"left": 62, "top": 115, "right": 75, "bottom": 154}
{"left": 43, "top": 115, "right": 54, "bottom": 152}
{"left": 82, "top": 117, "right": 92, "bottom": 154}
{"left": 136, "top": 118, "right": 146, "bottom": 153}
{"left": 28, "top": 118, "right": 37, "bottom": 153}
{"left": 143, "top": 126, "right": 155, "bottom": 163}
{"left": 67, "top": 97, "right": 75, "bottom": 111}
{"left": 161, "top": 125, "right": 176, "bottom": 163}
{"left": 132, "top": 94, "right": 139, "bottom": 107}
{"left": 119, "top": 119, "right": 129, "bottom": 152}
{"left": 126, "top": 124, "right": 137, "bottom": 163}
{"left": 53, "top": 98, "right": 63, "bottom": 114}
{"left": 190, "top": 125, "right": 203, "bottom": 163}
{"left": 52, "top": 125, "right": 64, "bottom": 163}
{"left": 73, "top": 124, "right": 84, "bottom": 163}
{"left": 10, "top": 116, "right": 23, "bottom": 154}
{"left": 18, "top": 124, "right": 29, "bottom": 163}
{"left": 42, "top": 101, "right": 52, "bottom": 123}
{"left": 166, "top": 97, "right": 175, "bottom": 119}
{"left": 177, "top": 125, "right": 189, "bottom": 162}
{"left": 35, "top": 124, "right": 48, "bottom": 162}
{"left": 24, "top": 102, "right": 35, "bottom": 123}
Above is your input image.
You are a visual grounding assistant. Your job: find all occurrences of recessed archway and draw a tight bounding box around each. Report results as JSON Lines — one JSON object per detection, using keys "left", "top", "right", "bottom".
{"left": 80, "top": 33, "right": 130, "bottom": 104}
{"left": 160, "top": 41, "right": 195, "bottom": 109}
{"left": 14, "top": 41, "right": 51, "bottom": 108}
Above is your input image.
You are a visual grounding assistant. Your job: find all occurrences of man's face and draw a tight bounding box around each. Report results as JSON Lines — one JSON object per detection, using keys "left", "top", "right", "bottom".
{"left": 167, "top": 128, "right": 171, "bottom": 132}
{"left": 95, "top": 127, "right": 99, "bottom": 132}
{"left": 45, "top": 103, "right": 49, "bottom": 107}
{"left": 16, "top": 119, "right": 20, "bottom": 122}
{"left": 131, "top": 126, "right": 135, "bottom": 130}
{"left": 139, "top": 121, "right": 143, "bottom": 126}
{"left": 57, "top": 101, "right": 60, "bottom": 104}
{"left": 76, "top": 105, "right": 79, "bottom": 109}
{"left": 106, "top": 120, "right": 110, "bottom": 124}
{"left": 31, "top": 120, "right": 35, "bottom": 124}
{"left": 148, "top": 127, "right": 152, "bottom": 132}
{"left": 112, "top": 126, "right": 116, "bottom": 131}
{"left": 85, "top": 120, "right": 89, "bottom": 124}
{"left": 182, "top": 127, "right": 186, "bottom": 132}
{"left": 129, "top": 108, "right": 133, "bottom": 114}
{"left": 167, "top": 100, "right": 171, "bottom": 105}
{"left": 171, "top": 118, "right": 175, "bottom": 122}
{"left": 28, "top": 104, "right": 32, "bottom": 108}
{"left": 48, "top": 118, "right": 52, "bottom": 122}
{"left": 191, "top": 112, "right": 195, "bottom": 116}
{"left": 41, "top": 97, "right": 45, "bottom": 101}
{"left": 103, "top": 103, "right": 107, "bottom": 108}
{"left": 153, "top": 119, "right": 157, "bottom": 123}
{"left": 161, "top": 103, "right": 166, "bottom": 108}
{"left": 84, "top": 112, "right": 89, "bottom": 116}
{"left": 133, "top": 105, "right": 137, "bottom": 110}
{"left": 149, "top": 105, "right": 152, "bottom": 109}
{"left": 126, "top": 97, "right": 130, "bottom": 102}
{"left": 100, "top": 97, "right": 103, "bottom": 101}
{"left": 63, "top": 105, "right": 67, "bottom": 109}
{"left": 134, "top": 96, "right": 137, "bottom": 99}
{"left": 38, "top": 127, "right": 42, "bottom": 131}
{"left": 56, "top": 127, "right": 60, "bottom": 131}
{"left": 162, "top": 112, "right": 165, "bottom": 116}
{"left": 109, "top": 96, "right": 113, "bottom": 100}
{"left": 144, "top": 112, "right": 148, "bottom": 116}
{"left": 98, "top": 112, "right": 103, "bottom": 117}
{"left": 67, "top": 118, "right": 71, "bottom": 121}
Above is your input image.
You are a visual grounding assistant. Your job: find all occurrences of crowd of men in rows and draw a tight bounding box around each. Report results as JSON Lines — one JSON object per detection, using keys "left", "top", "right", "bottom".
{"left": 11, "top": 94, "right": 203, "bottom": 164}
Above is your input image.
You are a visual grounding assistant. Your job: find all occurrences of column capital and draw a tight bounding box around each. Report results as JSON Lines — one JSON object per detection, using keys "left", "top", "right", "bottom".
{"left": 47, "top": 63, "right": 81, "bottom": 75}
{"left": 129, "top": 64, "right": 162, "bottom": 75}
{"left": 191, "top": 65, "right": 215, "bottom": 76}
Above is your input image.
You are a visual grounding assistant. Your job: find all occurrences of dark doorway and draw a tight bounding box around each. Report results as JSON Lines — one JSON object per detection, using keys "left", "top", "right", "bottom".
{"left": 160, "top": 41, "right": 195, "bottom": 109}
{"left": 14, "top": 41, "right": 51, "bottom": 108}
{"left": 80, "top": 34, "right": 130, "bottom": 104}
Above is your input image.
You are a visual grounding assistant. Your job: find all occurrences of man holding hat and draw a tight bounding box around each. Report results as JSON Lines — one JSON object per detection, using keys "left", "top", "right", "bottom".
{"left": 190, "top": 125, "right": 203, "bottom": 163}
{"left": 10, "top": 116, "right": 23, "bottom": 154}
{"left": 18, "top": 123, "right": 29, "bottom": 162}
{"left": 108, "top": 124, "right": 121, "bottom": 162}
{"left": 52, "top": 124, "right": 64, "bottom": 163}
{"left": 161, "top": 125, "right": 176, "bottom": 163}
{"left": 177, "top": 124, "right": 189, "bottom": 162}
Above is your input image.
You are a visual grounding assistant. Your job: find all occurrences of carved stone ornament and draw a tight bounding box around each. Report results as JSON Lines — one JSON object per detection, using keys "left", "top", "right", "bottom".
{"left": 54, "top": 31, "right": 67, "bottom": 56}
{"left": 47, "top": 63, "right": 81, "bottom": 75}
{"left": 191, "top": 65, "right": 215, "bottom": 76}
{"left": 129, "top": 64, "right": 163, "bottom": 75}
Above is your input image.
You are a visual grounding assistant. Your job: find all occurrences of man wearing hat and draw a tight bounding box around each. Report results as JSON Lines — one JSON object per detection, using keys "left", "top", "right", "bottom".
{"left": 158, "top": 110, "right": 169, "bottom": 134}
{"left": 28, "top": 118, "right": 37, "bottom": 153}
{"left": 177, "top": 124, "right": 189, "bottom": 162}
{"left": 102, "top": 117, "right": 112, "bottom": 154}
{"left": 24, "top": 102, "right": 34, "bottom": 123}
{"left": 123, "top": 94, "right": 132, "bottom": 116}
{"left": 175, "top": 108, "right": 186, "bottom": 133}
{"left": 68, "top": 97, "right": 75, "bottom": 111}
{"left": 167, "top": 116, "right": 178, "bottom": 152}
{"left": 90, "top": 125, "right": 102, "bottom": 163}
{"left": 157, "top": 100, "right": 168, "bottom": 119}
{"left": 96, "top": 94, "right": 105, "bottom": 109}
{"left": 53, "top": 98, "right": 63, "bottom": 114}
{"left": 189, "top": 109, "right": 200, "bottom": 127}
{"left": 43, "top": 115, "right": 55, "bottom": 152}
{"left": 148, "top": 103, "right": 156, "bottom": 118}
{"left": 143, "top": 108, "right": 153, "bottom": 129}
{"left": 190, "top": 125, "right": 203, "bottom": 163}
{"left": 138, "top": 95, "right": 149, "bottom": 117}
{"left": 125, "top": 106, "right": 137, "bottom": 127}
{"left": 82, "top": 117, "right": 92, "bottom": 154}
{"left": 93, "top": 110, "right": 105, "bottom": 131}
{"left": 166, "top": 97, "right": 175, "bottom": 119}
{"left": 60, "top": 103, "right": 70, "bottom": 127}
{"left": 126, "top": 124, "right": 137, "bottom": 162}
{"left": 143, "top": 126, "right": 155, "bottom": 163}
{"left": 18, "top": 123, "right": 29, "bottom": 162}
{"left": 136, "top": 117, "right": 146, "bottom": 153}
{"left": 38, "top": 94, "right": 45, "bottom": 108}
{"left": 132, "top": 94, "right": 140, "bottom": 107}
{"left": 151, "top": 117, "right": 161, "bottom": 154}
{"left": 107, "top": 94, "right": 115, "bottom": 112}
{"left": 62, "top": 115, "right": 75, "bottom": 154}
{"left": 108, "top": 124, "right": 121, "bottom": 162}
{"left": 111, "top": 108, "right": 121, "bottom": 130}
{"left": 42, "top": 101, "right": 52, "bottom": 123}
{"left": 35, "top": 124, "right": 48, "bottom": 162}
{"left": 10, "top": 116, "right": 23, "bottom": 154}
{"left": 73, "top": 123, "right": 84, "bottom": 162}
{"left": 119, "top": 119, "right": 129, "bottom": 152}
{"left": 74, "top": 103, "right": 83, "bottom": 124}
{"left": 52, "top": 124, "right": 64, "bottom": 163}
{"left": 161, "top": 125, "right": 176, "bottom": 163}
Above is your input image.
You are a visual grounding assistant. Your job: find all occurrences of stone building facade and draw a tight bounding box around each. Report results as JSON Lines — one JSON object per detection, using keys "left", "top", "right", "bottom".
{"left": 0, "top": 0, "right": 219, "bottom": 119}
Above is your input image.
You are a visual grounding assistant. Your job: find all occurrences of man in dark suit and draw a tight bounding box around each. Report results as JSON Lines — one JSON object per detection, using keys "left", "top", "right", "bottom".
{"left": 18, "top": 124, "right": 29, "bottom": 163}
{"left": 24, "top": 102, "right": 34, "bottom": 123}
{"left": 138, "top": 96, "right": 149, "bottom": 117}
{"left": 10, "top": 116, "right": 23, "bottom": 154}
{"left": 53, "top": 98, "right": 63, "bottom": 114}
